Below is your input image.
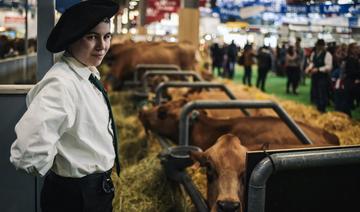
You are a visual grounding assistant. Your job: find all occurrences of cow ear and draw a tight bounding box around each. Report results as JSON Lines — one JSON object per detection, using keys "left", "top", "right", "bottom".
{"left": 190, "top": 150, "right": 207, "bottom": 166}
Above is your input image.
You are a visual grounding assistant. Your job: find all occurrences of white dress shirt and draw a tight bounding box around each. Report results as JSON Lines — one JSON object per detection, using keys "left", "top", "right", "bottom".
{"left": 10, "top": 54, "right": 115, "bottom": 177}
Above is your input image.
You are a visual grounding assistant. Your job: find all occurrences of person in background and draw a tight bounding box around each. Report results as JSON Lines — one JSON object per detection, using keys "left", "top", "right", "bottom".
{"left": 242, "top": 43, "right": 255, "bottom": 86}
{"left": 306, "top": 39, "right": 333, "bottom": 113}
{"left": 9, "top": 1, "right": 120, "bottom": 212}
{"left": 256, "top": 46, "right": 272, "bottom": 91}
{"left": 331, "top": 44, "right": 347, "bottom": 113}
{"left": 276, "top": 42, "right": 287, "bottom": 76}
{"left": 226, "top": 40, "right": 238, "bottom": 79}
{"left": 285, "top": 45, "right": 301, "bottom": 95}
{"left": 210, "top": 42, "right": 224, "bottom": 77}
{"left": 295, "top": 37, "right": 305, "bottom": 85}
{"left": 343, "top": 43, "right": 360, "bottom": 117}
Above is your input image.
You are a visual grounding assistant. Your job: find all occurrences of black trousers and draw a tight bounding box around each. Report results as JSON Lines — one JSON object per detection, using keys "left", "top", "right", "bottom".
{"left": 257, "top": 67, "right": 269, "bottom": 91}
{"left": 286, "top": 66, "right": 300, "bottom": 93}
{"left": 312, "top": 73, "right": 329, "bottom": 113}
{"left": 41, "top": 170, "right": 114, "bottom": 212}
{"left": 243, "top": 65, "right": 252, "bottom": 86}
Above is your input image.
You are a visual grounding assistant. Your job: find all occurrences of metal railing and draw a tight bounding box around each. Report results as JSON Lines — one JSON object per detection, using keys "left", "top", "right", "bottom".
{"left": 178, "top": 100, "right": 313, "bottom": 146}
{"left": 247, "top": 146, "right": 360, "bottom": 212}
{"left": 153, "top": 82, "right": 247, "bottom": 115}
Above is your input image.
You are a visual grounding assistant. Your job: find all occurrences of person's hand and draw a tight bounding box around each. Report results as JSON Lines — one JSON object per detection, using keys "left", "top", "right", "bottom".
{"left": 312, "top": 67, "right": 318, "bottom": 73}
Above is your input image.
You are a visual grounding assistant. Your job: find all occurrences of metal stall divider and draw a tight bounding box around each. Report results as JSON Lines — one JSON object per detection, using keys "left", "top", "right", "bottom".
{"left": 153, "top": 82, "right": 250, "bottom": 117}
{"left": 246, "top": 145, "right": 360, "bottom": 212}
{"left": 123, "top": 64, "right": 181, "bottom": 87}
{"left": 132, "top": 70, "right": 204, "bottom": 100}
{"left": 178, "top": 100, "right": 313, "bottom": 147}
{"left": 142, "top": 70, "right": 203, "bottom": 93}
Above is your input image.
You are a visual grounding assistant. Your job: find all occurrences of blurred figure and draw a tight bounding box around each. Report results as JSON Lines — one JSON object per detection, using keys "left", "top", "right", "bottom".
{"left": 0, "top": 35, "right": 11, "bottom": 58}
{"left": 331, "top": 44, "right": 347, "bottom": 113}
{"left": 276, "top": 42, "right": 287, "bottom": 76}
{"left": 285, "top": 45, "right": 301, "bottom": 95}
{"left": 242, "top": 43, "right": 255, "bottom": 86}
{"left": 343, "top": 43, "right": 360, "bottom": 117}
{"left": 256, "top": 46, "right": 272, "bottom": 91}
{"left": 295, "top": 37, "right": 305, "bottom": 85}
{"left": 210, "top": 42, "right": 224, "bottom": 77}
{"left": 306, "top": 39, "right": 333, "bottom": 113}
{"left": 222, "top": 43, "right": 229, "bottom": 78}
{"left": 226, "top": 40, "right": 238, "bottom": 79}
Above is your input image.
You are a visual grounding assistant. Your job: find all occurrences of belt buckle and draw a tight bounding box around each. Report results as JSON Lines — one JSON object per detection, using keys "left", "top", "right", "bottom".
{"left": 102, "top": 175, "right": 114, "bottom": 194}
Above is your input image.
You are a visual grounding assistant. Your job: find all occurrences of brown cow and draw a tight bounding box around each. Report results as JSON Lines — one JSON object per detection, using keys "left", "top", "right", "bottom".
{"left": 105, "top": 41, "right": 197, "bottom": 88}
{"left": 139, "top": 106, "right": 339, "bottom": 151}
{"left": 191, "top": 134, "right": 247, "bottom": 212}
{"left": 190, "top": 134, "right": 322, "bottom": 212}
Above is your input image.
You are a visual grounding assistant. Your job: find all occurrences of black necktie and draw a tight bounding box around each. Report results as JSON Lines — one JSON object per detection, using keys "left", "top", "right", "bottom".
{"left": 89, "top": 74, "right": 120, "bottom": 175}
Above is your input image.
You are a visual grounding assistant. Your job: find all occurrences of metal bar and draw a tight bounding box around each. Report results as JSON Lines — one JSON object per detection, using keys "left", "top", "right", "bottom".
{"left": 0, "top": 85, "right": 33, "bottom": 94}
{"left": 154, "top": 81, "right": 235, "bottom": 106}
{"left": 247, "top": 147, "right": 360, "bottom": 212}
{"left": 142, "top": 70, "right": 203, "bottom": 93}
{"left": 133, "top": 64, "right": 181, "bottom": 82}
{"left": 152, "top": 133, "right": 172, "bottom": 149}
{"left": 178, "top": 100, "right": 313, "bottom": 146}
{"left": 37, "top": 0, "right": 54, "bottom": 81}
{"left": 178, "top": 172, "right": 209, "bottom": 212}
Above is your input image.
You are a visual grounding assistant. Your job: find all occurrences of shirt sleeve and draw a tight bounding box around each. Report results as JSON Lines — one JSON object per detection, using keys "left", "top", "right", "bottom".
{"left": 319, "top": 52, "right": 333, "bottom": 73}
{"left": 10, "top": 77, "right": 76, "bottom": 176}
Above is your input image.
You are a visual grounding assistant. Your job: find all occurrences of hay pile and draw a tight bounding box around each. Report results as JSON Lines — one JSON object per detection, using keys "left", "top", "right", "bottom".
{"left": 112, "top": 152, "right": 188, "bottom": 212}
{"left": 110, "top": 91, "right": 193, "bottom": 211}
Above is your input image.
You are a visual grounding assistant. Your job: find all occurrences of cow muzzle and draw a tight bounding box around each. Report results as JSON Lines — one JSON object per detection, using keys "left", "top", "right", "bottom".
{"left": 216, "top": 200, "right": 241, "bottom": 212}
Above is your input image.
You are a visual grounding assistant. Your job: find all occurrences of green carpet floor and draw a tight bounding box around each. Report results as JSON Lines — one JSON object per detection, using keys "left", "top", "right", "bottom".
{"left": 216, "top": 65, "right": 360, "bottom": 121}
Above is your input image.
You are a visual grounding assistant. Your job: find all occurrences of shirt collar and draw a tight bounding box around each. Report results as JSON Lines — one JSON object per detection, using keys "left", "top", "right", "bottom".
{"left": 61, "top": 54, "right": 101, "bottom": 80}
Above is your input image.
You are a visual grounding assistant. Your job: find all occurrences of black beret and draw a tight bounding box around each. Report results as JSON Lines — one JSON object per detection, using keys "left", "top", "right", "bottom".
{"left": 46, "top": 0, "right": 119, "bottom": 53}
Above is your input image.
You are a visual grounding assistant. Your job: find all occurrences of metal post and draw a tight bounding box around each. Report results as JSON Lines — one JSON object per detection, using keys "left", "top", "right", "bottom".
{"left": 178, "top": 100, "right": 313, "bottom": 146}
{"left": 24, "top": 0, "right": 29, "bottom": 82}
{"left": 37, "top": 0, "right": 54, "bottom": 81}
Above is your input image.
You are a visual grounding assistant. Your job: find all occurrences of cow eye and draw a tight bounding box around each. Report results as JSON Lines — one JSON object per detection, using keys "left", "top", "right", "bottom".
{"left": 158, "top": 107, "right": 167, "bottom": 120}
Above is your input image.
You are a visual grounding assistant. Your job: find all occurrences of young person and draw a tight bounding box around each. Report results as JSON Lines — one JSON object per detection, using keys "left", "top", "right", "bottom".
{"left": 10, "top": 1, "right": 120, "bottom": 211}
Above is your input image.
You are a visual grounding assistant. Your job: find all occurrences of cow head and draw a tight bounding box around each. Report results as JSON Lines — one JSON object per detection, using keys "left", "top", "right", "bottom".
{"left": 190, "top": 134, "right": 247, "bottom": 212}
{"left": 138, "top": 98, "right": 188, "bottom": 142}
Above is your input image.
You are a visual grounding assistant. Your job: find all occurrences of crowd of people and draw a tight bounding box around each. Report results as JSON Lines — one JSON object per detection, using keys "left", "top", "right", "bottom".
{"left": 209, "top": 38, "right": 360, "bottom": 117}
{"left": 0, "top": 35, "right": 37, "bottom": 59}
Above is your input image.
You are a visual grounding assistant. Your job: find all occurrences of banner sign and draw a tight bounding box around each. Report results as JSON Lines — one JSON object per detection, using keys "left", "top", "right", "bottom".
{"left": 280, "top": 3, "right": 360, "bottom": 15}
{"left": 214, "top": 0, "right": 275, "bottom": 22}
{"left": 146, "top": 0, "right": 180, "bottom": 24}
{"left": 348, "top": 17, "right": 358, "bottom": 28}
